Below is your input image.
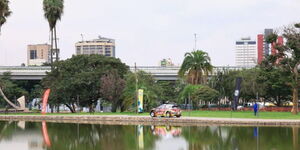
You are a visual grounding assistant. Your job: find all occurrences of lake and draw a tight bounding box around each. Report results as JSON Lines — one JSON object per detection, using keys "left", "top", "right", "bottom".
{"left": 0, "top": 121, "right": 299, "bottom": 150}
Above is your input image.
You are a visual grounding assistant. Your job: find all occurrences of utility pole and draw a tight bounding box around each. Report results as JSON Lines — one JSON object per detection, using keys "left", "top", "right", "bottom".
{"left": 194, "top": 33, "right": 197, "bottom": 51}
{"left": 135, "top": 63, "right": 138, "bottom": 114}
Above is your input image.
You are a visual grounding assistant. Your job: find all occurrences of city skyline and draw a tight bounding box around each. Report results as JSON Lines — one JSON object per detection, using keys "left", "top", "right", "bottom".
{"left": 0, "top": 0, "right": 299, "bottom": 66}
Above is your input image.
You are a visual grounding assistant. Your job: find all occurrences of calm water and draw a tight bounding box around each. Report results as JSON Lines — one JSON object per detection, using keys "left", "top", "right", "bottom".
{"left": 0, "top": 121, "right": 299, "bottom": 150}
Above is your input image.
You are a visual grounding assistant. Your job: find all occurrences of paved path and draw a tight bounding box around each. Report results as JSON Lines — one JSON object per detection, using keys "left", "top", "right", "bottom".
{"left": 1, "top": 115, "right": 300, "bottom": 126}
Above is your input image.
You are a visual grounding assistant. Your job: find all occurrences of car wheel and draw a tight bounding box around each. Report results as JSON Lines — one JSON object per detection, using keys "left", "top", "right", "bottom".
{"left": 166, "top": 112, "right": 171, "bottom": 118}
{"left": 176, "top": 115, "right": 181, "bottom": 118}
{"left": 150, "top": 111, "right": 156, "bottom": 117}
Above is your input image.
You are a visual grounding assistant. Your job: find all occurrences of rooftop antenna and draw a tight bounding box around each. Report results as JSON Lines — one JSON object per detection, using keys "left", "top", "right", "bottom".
{"left": 194, "top": 33, "right": 198, "bottom": 51}
{"left": 81, "top": 34, "right": 84, "bottom": 42}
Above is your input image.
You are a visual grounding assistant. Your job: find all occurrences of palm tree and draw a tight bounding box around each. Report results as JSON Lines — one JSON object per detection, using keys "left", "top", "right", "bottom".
{"left": 0, "top": 0, "right": 12, "bottom": 34}
{"left": 0, "top": 0, "right": 18, "bottom": 109}
{"left": 43, "top": 0, "right": 64, "bottom": 69}
{"left": 179, "top": 50, "right": 213, "bottom": 85}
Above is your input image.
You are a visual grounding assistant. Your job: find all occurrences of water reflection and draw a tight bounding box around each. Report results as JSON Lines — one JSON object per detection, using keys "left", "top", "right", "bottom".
{"left": 0, "top": 121, "right": 299, "bottom": 150}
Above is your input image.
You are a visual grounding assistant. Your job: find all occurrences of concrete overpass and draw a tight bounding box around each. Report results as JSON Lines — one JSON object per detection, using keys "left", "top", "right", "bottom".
{"left": 0, "top": 66, "right": 252, "bottom": 81}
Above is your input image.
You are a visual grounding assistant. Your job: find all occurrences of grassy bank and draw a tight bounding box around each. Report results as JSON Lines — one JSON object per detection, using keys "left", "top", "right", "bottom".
{"left": 1, "top": 110, "right": 300, "bottom": 119}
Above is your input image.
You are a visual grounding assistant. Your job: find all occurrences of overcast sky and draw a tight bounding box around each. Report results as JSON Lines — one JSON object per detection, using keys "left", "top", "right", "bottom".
{"left": 0, "top": 0, "right": 299, "bottom": 66}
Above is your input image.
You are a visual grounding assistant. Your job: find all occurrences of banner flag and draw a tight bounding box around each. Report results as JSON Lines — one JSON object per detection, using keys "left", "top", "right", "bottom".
{"left": 138, "top": 89, "right": 144, "bottom": 113}
{"left": 233, "top": 77, "right": 242, "bottom": 110}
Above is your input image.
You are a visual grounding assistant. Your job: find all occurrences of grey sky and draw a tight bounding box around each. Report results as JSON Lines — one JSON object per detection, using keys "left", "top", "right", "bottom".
{"left": 0, "top": 0, "right": 299, "bottom": 66}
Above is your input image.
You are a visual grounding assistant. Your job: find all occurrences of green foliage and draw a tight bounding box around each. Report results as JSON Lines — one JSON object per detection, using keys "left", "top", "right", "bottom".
{"left": 192, "top": 86, "right": 219, "bottom": 103}
{"left": 122, "top": 71, "right": 161, "bottom": 112}
{"left": 179, "top": 84, "right": 219, "bottom": 106}
{"left": 42, "top": 55, "right": 129, "bottom": 112}
{"left": 0, "top": 73, "right": 28, "bottom": 107}
{"left": 43, "top": 0, "right": 64, "bottom": 30}
{"left": 100, "top": 70, "right": 126, "bottom": 112}
{"left": 156, "top": 81, "right": 178, "bottom": 103}
{"left": 179, "top": 50, "right": 213, "bottom": 85}
{"left": 0, "top": 0, "right": 11, "bottom": 32}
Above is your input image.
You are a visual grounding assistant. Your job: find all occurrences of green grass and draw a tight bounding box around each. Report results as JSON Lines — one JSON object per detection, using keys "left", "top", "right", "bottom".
{"left": 182, "top": 111, "right": 300, "bottom": 119}
{"left": 1, "top": 111, "right": 300, "bottom": 119}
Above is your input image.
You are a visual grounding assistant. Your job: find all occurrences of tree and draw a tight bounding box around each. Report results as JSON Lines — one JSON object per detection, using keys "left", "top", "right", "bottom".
{"left": 122, "top": 71, "right": 161, "bottom": 112}
{"left": 257, "top": 64, "right": 291, "bottom": 106}
{"left": 179, "top": 84, "right": 219, "bottom": 107}
{"left": 179, "top": 50, "right": 213, "bottom": 85}
{"left": 43, "top": 0, "right": 64, "bottom": 69}
{"left": 100, "top": 70, "right": 126, "bottom": 112}
{"left": 156, "top": 80, "right": 178, "bottom": 103}
{"left": 0, "top": 73, "right": 28, "bottom": 109}
{"left": 0, "top": 0, "right": 11, "bottom": 34}
{"left": 266, "top": 23, "right": 300, "bottom": 114}
{"left": 42, "top": 55, "right": 129, "bottom": 113}
{"left": 0, "top": 0, "right": 13, "bottom": 108}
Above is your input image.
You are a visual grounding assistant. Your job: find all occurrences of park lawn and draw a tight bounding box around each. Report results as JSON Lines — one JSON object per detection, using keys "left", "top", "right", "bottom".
{"left": 182, "top": 111, "right": 300, "bottom": 119}
{"left": 2, "top": 111, "right": 300, "bottom": 119}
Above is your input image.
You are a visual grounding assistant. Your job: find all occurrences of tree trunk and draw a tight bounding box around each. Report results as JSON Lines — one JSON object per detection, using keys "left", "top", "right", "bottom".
{"left": 54, "top": 26, "right": 59, "bottom": 62}
{"left": 292, "top": 87, "right": 299, "bottom": 114}
{"left": 292, "top": 65, "right": 299, "bottom": 115}
{"left": 65, "top": 104, "right": 75, "bottom": 113}
{"left": 50, "top": 29, "right": 54, "bottom": 71}
{"left": 111, "top": 102, "right": 118, "bottom": 112}
{"left": 0, "top": 87, "right": 20, "bottom": 109}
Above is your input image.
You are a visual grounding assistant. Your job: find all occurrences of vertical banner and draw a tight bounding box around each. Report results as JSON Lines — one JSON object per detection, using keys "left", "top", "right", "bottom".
{"left": 138, "top": 89, "right": 144, "bottom": 113}
{"left": 42, "top": 89, "right": 51, "bottom": 115}
{"left": 233, "top": 77, "right": 242, "bottom": 110}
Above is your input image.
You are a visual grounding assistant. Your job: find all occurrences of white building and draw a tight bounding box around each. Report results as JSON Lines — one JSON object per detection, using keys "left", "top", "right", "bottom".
{"left": 235, "top": 37, "right": 257, "bottom": 67}
{"left": 75, "top": 36, "right": 115, "bottom": 57}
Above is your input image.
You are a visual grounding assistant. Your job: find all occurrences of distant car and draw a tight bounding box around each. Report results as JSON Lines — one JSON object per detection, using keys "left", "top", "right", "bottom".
{"left": 150, "top": 104, "right": 181, "bottom": 118}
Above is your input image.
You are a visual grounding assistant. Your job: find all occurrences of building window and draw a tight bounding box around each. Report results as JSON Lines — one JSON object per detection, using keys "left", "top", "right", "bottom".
{"left": 30, "top": 50, "right": 37, "bottom": 59}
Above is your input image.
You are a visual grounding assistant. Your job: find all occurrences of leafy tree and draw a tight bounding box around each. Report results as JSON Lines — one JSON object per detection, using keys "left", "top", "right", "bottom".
{"left": 0, "top": 0, "right": 14, "bottom": 108}
{"left": 42, "top": 55, "right": 129, "bottom": 113}
{"left": 0, "top": 0, "right": 11, "bottom": 34}
{"left": 178, "top": 50, "right": 213, "bottom": 85}
{"left": 209, "top": 69, "right": 240, "bottom": 104}
{"left": 179, "top": 84, "right": 219, "bottom": 107}
{"left": 43, "top": 0, "right": 64, "bottom": 68}
{"left": 266, "top": 23, "right": 300, "bottom": 114}
{"left": 156, "top": 80, "right": 178, "bottom": 103}
{"left": 122, "top": 71, "right": 161, "bottom": 112}
{"left": 257, "top": 65, "right": 291, "bottom": 106}
{"left": 100, "top": 70, "right": 126, "bottom": 112}
{"left": 0, "top": 73, "right": 28, "bottom": 108}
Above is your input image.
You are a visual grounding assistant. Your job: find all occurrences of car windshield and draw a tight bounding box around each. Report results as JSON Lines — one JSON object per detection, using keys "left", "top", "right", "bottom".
{"left": 157, "top": 105, "right": 165, "bottom": 109}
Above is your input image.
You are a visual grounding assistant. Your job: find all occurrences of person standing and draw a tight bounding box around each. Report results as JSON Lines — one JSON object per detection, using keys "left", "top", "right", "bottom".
{"left": 253, "top": 102, "right": 258, "bottom": 116}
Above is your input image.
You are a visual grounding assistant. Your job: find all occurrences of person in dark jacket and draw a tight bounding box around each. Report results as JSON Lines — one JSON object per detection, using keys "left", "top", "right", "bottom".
{"left": 253, "top": 102, "right": 258, "bottom": 116}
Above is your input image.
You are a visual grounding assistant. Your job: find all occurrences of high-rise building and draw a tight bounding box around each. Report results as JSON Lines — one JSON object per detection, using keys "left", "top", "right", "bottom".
{"left": 27, "top": 44, "right": 50, "bottom": 66}
{"left": 257, "top": 29, "right": 283, "bottom": 64}
{"left": 75, "top": 36, "right": 115, "bottom": 57}
{"left": 160, "top": 58, "right": 174, "bottom": 67}
{"left": 235, "top": 37, "right": 257, "bottom": 67}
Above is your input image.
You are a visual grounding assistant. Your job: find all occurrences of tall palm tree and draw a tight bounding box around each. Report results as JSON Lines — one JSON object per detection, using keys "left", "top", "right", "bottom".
{"left": 43, "top": 0, "right": 64, "bottom": 69}
{"left": 0, "top": 0, "right": 18, "bottom": 109}
{"left": 0, "top": 0, "right": 11, "bottom": 34}
{"left": 179, "top": 50, "right": 213, "bottom": 85}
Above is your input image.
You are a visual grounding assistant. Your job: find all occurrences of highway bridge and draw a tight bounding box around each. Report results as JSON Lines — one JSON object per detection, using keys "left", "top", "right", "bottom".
{"left": 0, "top": 66, "right": 252, "bottom": 81}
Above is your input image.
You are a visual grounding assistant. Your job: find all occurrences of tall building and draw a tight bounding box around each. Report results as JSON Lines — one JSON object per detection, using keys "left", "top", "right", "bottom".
{"left": 235, "top": 37, "right": 257, "bottom": 67}
{"left": 257, "top": 29, "right": 283, "bottom": 64}
{"left": 160, "top": 58, "right": 174, "bottom": 67}
{"left": 27, "top": 44, "right": 50, "bottom": 66}
{"left": 75, "top": 36, "right": 115, "bottom": 57}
